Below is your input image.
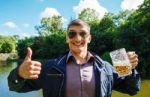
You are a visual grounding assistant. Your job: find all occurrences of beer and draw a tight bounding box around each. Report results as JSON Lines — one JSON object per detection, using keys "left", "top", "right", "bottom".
{"left": 110, "top": 48, "right": 132, "bottom": 77}
{"left": 114, "top": 65, "right": 131, "bottom": 76}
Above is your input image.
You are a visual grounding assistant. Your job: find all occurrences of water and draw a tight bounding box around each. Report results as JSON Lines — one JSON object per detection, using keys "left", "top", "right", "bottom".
{"left": 0, "top": 61, "right": 42, "bottom": 97}
{"left": 0, "top": 61, "right": 150, "bottom": 97}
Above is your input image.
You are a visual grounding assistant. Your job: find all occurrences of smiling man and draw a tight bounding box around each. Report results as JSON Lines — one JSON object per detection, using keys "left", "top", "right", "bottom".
{"left": 8, "top": 19, "right": 140, "bottom": 97}
{"left": 66, "top": 20, "right": 91, "bottom": 64}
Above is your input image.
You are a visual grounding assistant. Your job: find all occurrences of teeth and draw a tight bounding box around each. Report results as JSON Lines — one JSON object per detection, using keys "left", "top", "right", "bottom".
{"left": 76, "top": 44, "right": 81, "bottom": 46}
{"left": 75, "top": 43, "right": 81, "bottom": 45}
{"left": 74, "top": 43, "right": 81, "bottom": 46}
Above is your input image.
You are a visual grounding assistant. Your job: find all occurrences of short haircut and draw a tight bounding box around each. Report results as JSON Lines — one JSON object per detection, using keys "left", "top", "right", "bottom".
{"left": 67, "top": 19, "right": 90, "bottom": 32}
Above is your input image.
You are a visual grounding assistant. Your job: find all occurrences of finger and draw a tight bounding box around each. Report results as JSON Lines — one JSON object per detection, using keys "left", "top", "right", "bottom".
{"left": 130, "top": 58, "right": 138, "bottom": 63}
{"left": 32, "top": 70, "right": 41, "bottom": 75}
{"left": 25, "top": 47, "right": 32, "bottom": 61}
{"left": 29, "top": 74, "right": 39, "bottom": 79}
{"left": 26, "top": 61, "right": 41, "bottom": 72}
{"left": 128, "top": 53, "right": 138, "bottom": 59}
{"left": 127, "top": 51, "right": 135, "bottom": 57}
{"left": 30, "top": 61, "right": 41, "bottom": 71}
{"left": 28, "top": 64, "right": 40, "bottom": 71}
{"left": 32, "top": 61, "right": 42, "bottom": 67}
{"left": 27, "top": 61, "right": 41, "bottom": 69}
{"left": 29, "top": 70, "right": 41, "bottom": 75}
{"left": 131, "top": 62, "right": 138, "bottom": 69}
{"left": 23, "top": 71, "right": 40, "bottom": 79}
{"left": 130, "top": 58, "right": 138, "bottom": 69}
{"left": 32, "top": 66, "right": 41, "bottom": 71}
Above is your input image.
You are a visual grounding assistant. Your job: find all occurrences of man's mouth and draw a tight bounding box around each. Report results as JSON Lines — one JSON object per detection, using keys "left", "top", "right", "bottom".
{"left": 73, "top": 43, "right": 83, "bottom": 47}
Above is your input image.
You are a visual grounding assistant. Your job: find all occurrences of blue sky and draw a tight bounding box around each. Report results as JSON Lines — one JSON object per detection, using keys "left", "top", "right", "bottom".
{"left": 0, "top": 0, "right": 144, "bottom": 38}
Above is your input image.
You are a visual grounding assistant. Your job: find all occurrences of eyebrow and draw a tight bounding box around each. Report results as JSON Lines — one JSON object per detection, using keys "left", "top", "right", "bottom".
{"left": 68, "top": 29, "right": 88, "bottom": 32}
{"left": 68, "top": 30, "right": 76, "bottom": 31}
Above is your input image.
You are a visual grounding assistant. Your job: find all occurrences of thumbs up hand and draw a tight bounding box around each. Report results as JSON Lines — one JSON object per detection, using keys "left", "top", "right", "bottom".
{"left": 18, "top": 47, "right": 41, "bottom": 79}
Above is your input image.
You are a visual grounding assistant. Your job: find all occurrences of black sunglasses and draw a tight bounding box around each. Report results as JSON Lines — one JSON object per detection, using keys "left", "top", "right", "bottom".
{"left": 67, "top": 31, "right": 89, "bottom": 39}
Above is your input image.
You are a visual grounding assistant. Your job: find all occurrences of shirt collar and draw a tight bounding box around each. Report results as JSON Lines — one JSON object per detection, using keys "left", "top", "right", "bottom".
{"left": 66, "top": 51, "right": 95, "bottom": 63}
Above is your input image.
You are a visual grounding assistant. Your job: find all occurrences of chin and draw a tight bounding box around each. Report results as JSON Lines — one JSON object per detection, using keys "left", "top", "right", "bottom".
{"left": 71, "top": 48, "right": 82, "bottom": 53}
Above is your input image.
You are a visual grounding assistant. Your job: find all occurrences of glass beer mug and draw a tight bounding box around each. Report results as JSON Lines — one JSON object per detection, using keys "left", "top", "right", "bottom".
{"left": 110, "top": 48, "right": 132, "bottom": 77}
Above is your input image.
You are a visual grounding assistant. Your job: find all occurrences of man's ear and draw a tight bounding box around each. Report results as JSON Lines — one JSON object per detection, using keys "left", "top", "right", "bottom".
{"left": 66, "top": 35, "right": 69, "bottom": 43}
{"left": 88, "top": 34, "right": 92, "bottom": 43}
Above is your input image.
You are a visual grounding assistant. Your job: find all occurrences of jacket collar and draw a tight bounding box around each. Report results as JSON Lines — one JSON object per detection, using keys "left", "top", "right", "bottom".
{"left": 52, "top": 51, "right": 105, "bottom": 73}
{"left": 52, "top": 52, "right": 68, "bottom": 74}
{"left": 66, "top": 51, "right": 95, "bottom": 65}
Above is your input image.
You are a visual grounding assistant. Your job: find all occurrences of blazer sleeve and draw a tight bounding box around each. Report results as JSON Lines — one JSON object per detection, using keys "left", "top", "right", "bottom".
{"left": 112, "top": 67, "right": 141, "bottom": 96}
{"left": 7, "top": 66, "right": 42, "bottom": 93}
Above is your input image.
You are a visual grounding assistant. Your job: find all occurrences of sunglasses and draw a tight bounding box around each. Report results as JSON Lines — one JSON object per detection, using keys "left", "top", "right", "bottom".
{"left": 67, "top": 31, "right": 89, "bottom": 39}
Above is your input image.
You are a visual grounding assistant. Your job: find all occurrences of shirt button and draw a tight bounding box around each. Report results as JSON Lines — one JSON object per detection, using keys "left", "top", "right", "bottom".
{"left": 15, "top": 79, "right": 18, "bottom": 84}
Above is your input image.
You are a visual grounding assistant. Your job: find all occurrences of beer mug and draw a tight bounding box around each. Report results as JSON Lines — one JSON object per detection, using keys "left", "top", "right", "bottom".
{"left": 110, "top": 48, "right": 132, "bottom": 77}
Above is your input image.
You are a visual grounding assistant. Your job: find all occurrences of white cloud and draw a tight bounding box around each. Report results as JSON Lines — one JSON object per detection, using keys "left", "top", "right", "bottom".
{"left": 0, "top": 30, "right": 19, "bottom": 36}
{"left": 18, "top": 32, "right": 38, "bottom": 38}
{"left": 0, "top": 31, "right": 8, "bottom": 36}
{"left": 40, "top": 7, "right": 68, "bottom": 23}
{"left": 3, "top": 22, "right": 18, "bottom": 29}
{"left": 40, "top": 7, "right": 60, "bottom": 18}
{"left": 61, "top": 18, "right": 68, "bottom": 23}
{"left": 73, "top": 0, "right": 108, "bottom": 19}
{"left": 121, "top": 0, "right": 144, "bottom": 10}
{"left": 23, "top": 23, "right": 30, "bottom": 28}
{"left": 20, "top": 33, "right": 30, "bottom": 38}
{"left": 1, "top": 22, "right": 36, "bottom": 38}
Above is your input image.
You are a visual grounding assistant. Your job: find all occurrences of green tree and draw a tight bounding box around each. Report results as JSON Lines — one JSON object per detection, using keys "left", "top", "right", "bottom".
{"left": 16, "top": 1, "right": 150, "bottom": 77}
{"left": 78, "top": 8, "right": 99, "bottom": 23}
{"left": 17, "top": 37, "right": 34, "bottom": 59}
{"left": 35, "top": 16, "right": 63, "bottom": 36}
{"left": 113, "top": 0, "right": 150, "bottom": 76}
{"left": 18, "top": 15, "right": 67, "bottom": 59}
{"left": 0, "top": 36, "right": 16, "bottom": 53}
{"left": 89, "top": 13, "right": 117, "bottom": 55}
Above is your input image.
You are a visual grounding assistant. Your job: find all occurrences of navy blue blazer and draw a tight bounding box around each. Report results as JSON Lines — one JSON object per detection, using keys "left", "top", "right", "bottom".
{"left": 8, "top": 52, "right": 141, "bottom": 97}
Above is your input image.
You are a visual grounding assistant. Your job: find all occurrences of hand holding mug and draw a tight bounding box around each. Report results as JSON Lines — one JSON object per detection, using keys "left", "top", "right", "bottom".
{"left": 127, "top": 52, "right": 138, "bottom": 69}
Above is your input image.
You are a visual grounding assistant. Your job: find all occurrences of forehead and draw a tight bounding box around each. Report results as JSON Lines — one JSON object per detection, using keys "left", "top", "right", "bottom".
{"left": 68, "top": 25, "right": 89, "bottom": 32}
{"left": 67, "top": 19, "right": 90, "bottom": 32}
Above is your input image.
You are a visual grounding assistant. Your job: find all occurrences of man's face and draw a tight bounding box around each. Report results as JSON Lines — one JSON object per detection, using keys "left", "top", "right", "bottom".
{"left": 66, "top": 25, "right": 91, "bottom": 54}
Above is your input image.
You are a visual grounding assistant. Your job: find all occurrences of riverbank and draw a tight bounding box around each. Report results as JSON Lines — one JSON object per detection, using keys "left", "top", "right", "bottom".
{"left": 0, "top": 53, "right": 18, "bottom": 62}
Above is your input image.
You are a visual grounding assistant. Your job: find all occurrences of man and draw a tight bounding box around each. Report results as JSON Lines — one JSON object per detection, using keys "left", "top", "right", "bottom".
{"left": 8, "top": 19, "right": 140, "bottom": 97}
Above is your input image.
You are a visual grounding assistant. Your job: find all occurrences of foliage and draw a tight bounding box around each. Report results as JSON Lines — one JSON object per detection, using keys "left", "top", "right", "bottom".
{"left": 16, "top": 3, "right": 150, "bottom": 76}
{"left": 89, "top": 13, "right": 118, "bottom": 55}
{"left": 31, "top": 31, "right": 68, "bottom": 59}
{"left": 101, "top": 52, "right": 112, "bottom": 64}
{"left": 0, "top": 36, "right": 17, "bottom": 53}
{"left": 78, "top": 8, "right": 100, "bottom": 23}
{"left": 35, "top": 16, "right": 63, "bottom": 36}
{"left": 112, "top": 0, "right": 150, "bottom": 76}
{"left": 17, "top": 33, "right": 68, "bottom": 59}
{"left": 17, "top": 37, "right": 34, "bottom": 59}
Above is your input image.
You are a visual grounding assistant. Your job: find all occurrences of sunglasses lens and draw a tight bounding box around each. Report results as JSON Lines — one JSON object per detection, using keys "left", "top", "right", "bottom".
{"left": 68, "top": 31, "right": 76, "bottom": 38}
{"left": 80, "top": 31, "right": 88, "bottom": 38}
{"left": 68, "top": 31, "right": 89, "bottom": 39}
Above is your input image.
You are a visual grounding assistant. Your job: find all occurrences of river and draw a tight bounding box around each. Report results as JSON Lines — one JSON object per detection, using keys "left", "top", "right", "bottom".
{"left": 0, "top": 61, "right": 149, "bottom": 97}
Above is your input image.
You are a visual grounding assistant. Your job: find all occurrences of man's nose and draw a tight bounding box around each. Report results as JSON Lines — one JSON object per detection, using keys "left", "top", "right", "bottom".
{"left": 75, "top": 34, "right": 82, "bottom": 41}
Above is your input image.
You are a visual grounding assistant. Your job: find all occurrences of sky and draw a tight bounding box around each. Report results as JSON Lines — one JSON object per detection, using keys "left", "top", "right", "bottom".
{"left": 0, "top": 0, "right": 144, "bottom": 38}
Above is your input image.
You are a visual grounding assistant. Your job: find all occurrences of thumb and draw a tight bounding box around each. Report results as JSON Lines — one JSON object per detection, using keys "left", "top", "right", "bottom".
{"left": 128, "top": 51, "right": 135, "bottom": 56}
{"left": 25, "top": 47, "right": 32, "bottom": 61}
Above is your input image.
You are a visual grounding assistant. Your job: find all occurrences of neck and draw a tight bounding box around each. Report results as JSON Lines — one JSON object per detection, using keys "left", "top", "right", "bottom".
{"left": 71, "top": 50, "right": 88, "bottom": 65}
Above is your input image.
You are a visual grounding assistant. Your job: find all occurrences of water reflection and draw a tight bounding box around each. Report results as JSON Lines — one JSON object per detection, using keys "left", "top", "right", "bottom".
{"left": 0, "top": 61, "right": 42, "bottom": 97}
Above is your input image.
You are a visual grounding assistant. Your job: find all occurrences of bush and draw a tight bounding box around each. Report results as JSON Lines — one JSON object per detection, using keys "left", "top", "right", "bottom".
{"left": 101, "top": 52, "right": 112, "bottom": 64}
